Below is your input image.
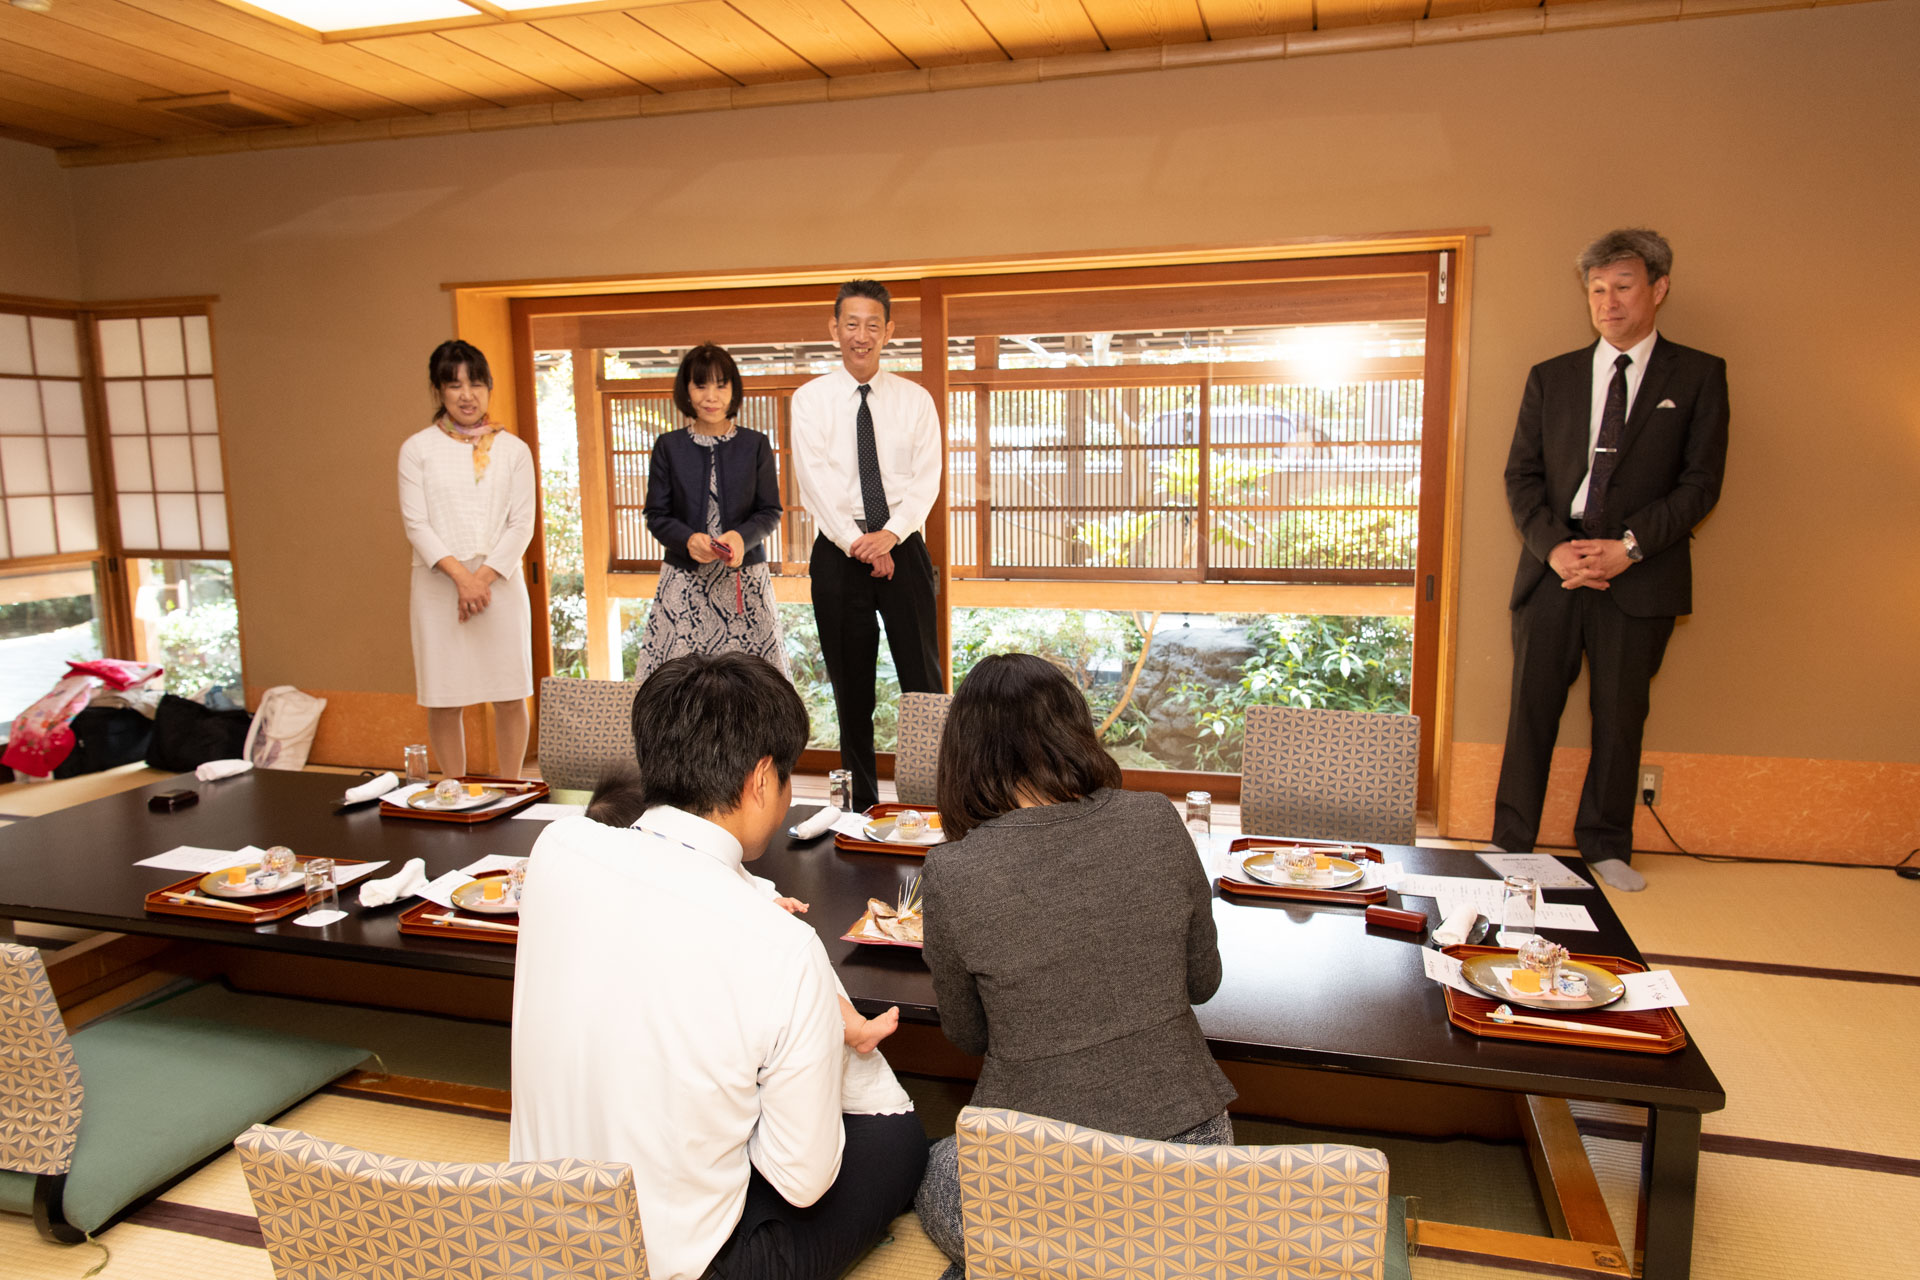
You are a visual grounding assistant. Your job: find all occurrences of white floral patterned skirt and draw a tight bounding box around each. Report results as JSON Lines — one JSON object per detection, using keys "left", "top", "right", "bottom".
{"left": 632, "top": 559, "right": 788, "bottom": 685}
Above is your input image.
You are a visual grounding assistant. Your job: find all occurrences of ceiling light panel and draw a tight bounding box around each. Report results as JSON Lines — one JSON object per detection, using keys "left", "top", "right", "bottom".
{"left": 238, "top": 1, "right": 481, "bottom": 34}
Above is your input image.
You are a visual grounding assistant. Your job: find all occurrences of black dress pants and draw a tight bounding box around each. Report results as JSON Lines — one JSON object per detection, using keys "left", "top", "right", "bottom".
{"left": 809, "top": 533, "right": 943, "bottom": 811}
{"left": 1491, "top": 579, "right": 1675, "bottom": 865}
{"left": 703, "top": 1111, "right": 929, "bottom": 1280}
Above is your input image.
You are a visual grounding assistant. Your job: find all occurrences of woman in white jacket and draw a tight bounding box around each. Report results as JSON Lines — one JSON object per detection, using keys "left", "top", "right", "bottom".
{"left": 397, "top": 340, "right": 535, "bottom": 779}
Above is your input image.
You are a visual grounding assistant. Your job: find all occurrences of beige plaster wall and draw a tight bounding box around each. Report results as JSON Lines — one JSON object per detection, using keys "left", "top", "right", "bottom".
{"left": 0, "top": 138, "right": 82, "bottom": 300}
{"left": 51, "top": 6, "right": 1920, "bottom": 781}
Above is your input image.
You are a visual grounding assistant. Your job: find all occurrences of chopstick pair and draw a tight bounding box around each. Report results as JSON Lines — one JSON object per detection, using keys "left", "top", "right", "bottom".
{"left": 424, "top": 911, "right": 518, "bottom": 934}
{"left": 162, "top": 890, "right": 265, "bottom": 914}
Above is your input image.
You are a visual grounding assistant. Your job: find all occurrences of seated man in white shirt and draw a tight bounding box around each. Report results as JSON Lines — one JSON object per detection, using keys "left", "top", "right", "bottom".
{"left": 510, "top": 652, "right": 928, "bottom": 1280}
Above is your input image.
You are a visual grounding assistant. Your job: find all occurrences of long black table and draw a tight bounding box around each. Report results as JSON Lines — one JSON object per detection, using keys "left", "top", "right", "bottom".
{"left": 0, "top": 768, "right": 1723, "bottom": 1278}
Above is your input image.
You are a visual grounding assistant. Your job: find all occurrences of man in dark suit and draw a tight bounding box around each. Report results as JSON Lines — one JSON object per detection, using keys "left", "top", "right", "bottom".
{"left": 1492, "top": 228, "right": 1729, "bottom": 891}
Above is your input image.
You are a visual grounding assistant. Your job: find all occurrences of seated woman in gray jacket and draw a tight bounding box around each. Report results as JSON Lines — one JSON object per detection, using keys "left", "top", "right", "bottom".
{"left": 913, "top": 653, "right": 1236, "bottom": 1275}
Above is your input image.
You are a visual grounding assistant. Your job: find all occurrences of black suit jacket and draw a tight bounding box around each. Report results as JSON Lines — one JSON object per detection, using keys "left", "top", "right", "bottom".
{"left": 1505, "top": 336, "right": 1729, "bottom": 617}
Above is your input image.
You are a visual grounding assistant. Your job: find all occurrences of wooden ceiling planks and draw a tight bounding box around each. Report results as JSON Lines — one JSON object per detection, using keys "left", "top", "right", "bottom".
{"left": 842, "top": 0, "right": 1011, "bottom": 67}
{"left": 0, "top": 3, "right": 349, "bottom": 127}
{"left": 113, "top": 0, "right": 492, "bottom": 116}
{"left": 0, "top": 65, "right": 213, "bottom": 142}
{"left": 1196, "top": 0, "right": 1316, "bottom": 38}
{"left": 530, "top": 12, "right": 736, "bottom": 93}
{"left": 728, "top": 0, "right": 916, "bottom": 77}
{"left": 1079, "top": 0, "right": 1209, "bottom": 51}
{"left": 1425, "top": 0, "right": 1537, "bottom": 17}
{"left": 631, "top": 2, "right": 827, "bottom": 84}
{"left": 0, "top": 84, "right": 156, "bottom": 148}
{"left": 352, "top": 33, "right": 571, "bottom": 109}
{"left": 38, "top": 0, "right": 401, "bottom": 121}
{"left": 0, "top": 0, "right": 1815, "bottom": 161}
{"left": 962, "top": 0, "right": 1108, "bottom": 59}
{"left": 1313, "top": 0, "right": 1434, "bottom": 29}
{"left": 436, "top": 22, "right": 647, "bottom": 99}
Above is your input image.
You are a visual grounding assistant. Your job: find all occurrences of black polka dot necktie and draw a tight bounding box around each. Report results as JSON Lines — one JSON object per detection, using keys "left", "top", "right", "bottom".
{"left": 856, "top": 383, "right": 891, "bottom": 534}
{"left": 1582, "top": 352, "right": 1632, "bottom": 534}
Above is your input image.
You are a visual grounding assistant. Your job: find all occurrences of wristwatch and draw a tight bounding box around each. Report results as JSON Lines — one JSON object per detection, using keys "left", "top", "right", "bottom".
{"left": 1621, "top": 530, "right": 1644, "bottom": 562}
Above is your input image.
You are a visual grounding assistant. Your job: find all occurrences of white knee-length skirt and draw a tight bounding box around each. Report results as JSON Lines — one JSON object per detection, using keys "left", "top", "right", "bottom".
{"left": 410, "top": 558, "right": 533, "bottom": 707}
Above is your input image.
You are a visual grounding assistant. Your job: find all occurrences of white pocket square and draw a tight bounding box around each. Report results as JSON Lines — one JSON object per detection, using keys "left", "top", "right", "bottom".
{"left": 1656, "top": 398, "right": 1677, "bottom": 409}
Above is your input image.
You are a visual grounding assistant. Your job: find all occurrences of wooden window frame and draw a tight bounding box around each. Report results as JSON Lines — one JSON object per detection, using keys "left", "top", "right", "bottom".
{"left": 492, "top": 234, "right": 1475, "bottom": 817}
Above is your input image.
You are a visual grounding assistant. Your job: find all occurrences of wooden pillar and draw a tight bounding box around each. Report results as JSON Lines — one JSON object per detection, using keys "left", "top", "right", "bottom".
{"left": 920, "top": 281, "right": 952, "bottom": 690}
{"left": 573, "top": 350, "right": 619, "bottom": 679}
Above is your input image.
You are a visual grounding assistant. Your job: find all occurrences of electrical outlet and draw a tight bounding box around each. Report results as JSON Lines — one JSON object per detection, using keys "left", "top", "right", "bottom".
{"left": 1640, "top": 765, "right": 1664, "bottom": 807}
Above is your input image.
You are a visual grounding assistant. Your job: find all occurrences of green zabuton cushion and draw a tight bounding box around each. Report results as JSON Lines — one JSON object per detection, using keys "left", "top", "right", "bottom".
{"left": 0, "top": 999, "right": 365, "bottom": 1235}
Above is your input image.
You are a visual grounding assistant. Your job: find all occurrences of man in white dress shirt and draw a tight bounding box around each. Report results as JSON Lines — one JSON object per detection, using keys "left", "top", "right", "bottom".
{"left": 510, "top": 652, "right": 927, "bottom": 1280}
{"left": 790, "top": 280, "right": 944, "bottom": 811}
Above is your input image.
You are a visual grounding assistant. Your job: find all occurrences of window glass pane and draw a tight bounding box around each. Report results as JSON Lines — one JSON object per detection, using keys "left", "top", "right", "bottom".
{"left": 0, "top": 315, "right": 30, "bottom": 375}
{"left": 156, "top": 493, "right": 201, "bottom": 549}
{"left": 187, "top": 378, "right": 219, "bottom": 432}
{"left": 40, "top": 381, "right": 86, "bottom": 435}
{"left": 105, "top": 381, "right": 146, "bottom": 434}
{"left": 183, "top": 316, "right": 213, "bottom": 375}
{"left": 140, "top": 317, "right": 186, "bottom": 377}
{"left": 97, "top": 318, "right": 143, "bottom": 377}
{"left": 46, "top": 436, "right": 91, "bottom": 493}
{"left": 118, "top": 492, "right": 158, "bottom": 548}
{"left": 151, "top": 436, "right": 195, "bottom": 490}
{"left": 0, "top": 379, "right": 41, "bottom": 434}
{"left": 197, "top": 495, "right": 229, "bottom": 551}
{"left": 146, "top": 380, "right": 190, "bottom": 434}
{"left": 54, "top": 494, "right": 96, "bottom": 553}
{"left": 29, "top": 316, "right": 80, "bottom": 378}
{"left": 6, "top": 496, "right": 56, "bottom": 557}
{"left": 191, "top": 436, "right": 224, "bottom": 490}
{"left": 137, "top": 558, "right": 240, "bottom": 695}
{"left": 1, "top": 437, "right": 51, "bottom": 495}
{"left": 0, "top": 565, "right": 105, "bottom": 725}
{"left": 112, "top": 436, "right": 153, "bottom": 492}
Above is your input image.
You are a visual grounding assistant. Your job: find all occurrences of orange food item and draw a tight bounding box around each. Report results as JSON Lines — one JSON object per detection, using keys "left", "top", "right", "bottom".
{"left": 227, "top": 868, "right": 247, "bottom": 884}
{"left": 1509, "top": 970, "right": 1543, "bottom": 994}
{"left": 925, "top": 814, "right": 942, "bottom": 829}
{"left": 467, "top": 783, "right": 485, "bottom": 797}
{"left": 482, "top": 878, "right": 504, "bottom": 899}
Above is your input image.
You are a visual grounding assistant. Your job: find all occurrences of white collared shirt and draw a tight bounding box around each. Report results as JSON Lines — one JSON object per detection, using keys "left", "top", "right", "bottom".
{"left": 508, "top": 807, "right": 846, "bottom": 1280}
{"left": 790, "top": 367, "right": 942, "bottom": 554}
{"left": 1571, "top": 330, "right": 1660, "bottom": 519}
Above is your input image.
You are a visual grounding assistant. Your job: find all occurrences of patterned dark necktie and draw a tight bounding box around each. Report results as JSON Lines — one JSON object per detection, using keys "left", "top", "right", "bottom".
{"left": 855, "top": 383, "right": 890, "bottom": 534}
{"left": 1582, "top": 352, "right": 1632, "bottom": 533}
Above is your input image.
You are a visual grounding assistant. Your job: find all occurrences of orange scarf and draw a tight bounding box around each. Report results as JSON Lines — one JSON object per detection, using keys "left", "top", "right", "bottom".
{"left": 437, "top": 416, "right": 502, "bottom": 481}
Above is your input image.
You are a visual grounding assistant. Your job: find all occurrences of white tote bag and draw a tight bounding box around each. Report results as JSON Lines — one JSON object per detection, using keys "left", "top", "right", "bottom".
{"left": 243, "top": 685, "right": 328, "bottom": 770}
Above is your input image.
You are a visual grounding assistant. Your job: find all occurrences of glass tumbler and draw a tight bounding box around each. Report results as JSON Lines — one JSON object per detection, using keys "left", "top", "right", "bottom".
{"left": 828, "top": 769, "right": 854, "bottom": 813}
{"left": 1185, "top": 791, "right": 1212, "bottom": 840}
{"left": 403, "top": 744, "right": 430, "bottom": 784}
{"left": 1498, "top": 874, "right": 1540, "bottom": 945}
{"left": 302, "top": 858, "right": 338, "bottom": 914}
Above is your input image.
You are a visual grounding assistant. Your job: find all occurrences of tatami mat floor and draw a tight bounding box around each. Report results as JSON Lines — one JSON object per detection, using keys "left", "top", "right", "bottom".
{"left": 5, "top": 764, "right": 1917, "bottom": 1278}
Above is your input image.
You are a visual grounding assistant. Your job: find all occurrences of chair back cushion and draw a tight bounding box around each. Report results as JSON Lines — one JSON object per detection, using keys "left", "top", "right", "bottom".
{"left": 1240, "top": 706, "right": 1420, "bottom": 845}
{"left": 538, "top": 677, "right": 640, "bottom": 792}
{"left": 894, "top": 691, "right": 953, "bottom": 806}
{"left": 238, "top": 1125, "right": 649, "bottom": 1280}
{"left": 957, "top": 1105, "right": 1390, "bottom": 1280}
{"left": 0, "top": 944, "right": 82, "bottom": 1178}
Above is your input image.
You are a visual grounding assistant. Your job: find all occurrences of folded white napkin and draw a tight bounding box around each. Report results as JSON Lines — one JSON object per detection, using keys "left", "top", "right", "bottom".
{"left": 1432, "top": 905, "right": 1480, "bottom": 947}
{"left": 194, "top": 758, "right": 253, "bottom": 782}
{"left": 344, "top": 771, "right": 400, "bottom": 804}
{"left": 792, "top": 805, "right": 841, "bottom": 839}
{"left": 358, "top": 857, "right": 428, "bottom": 907}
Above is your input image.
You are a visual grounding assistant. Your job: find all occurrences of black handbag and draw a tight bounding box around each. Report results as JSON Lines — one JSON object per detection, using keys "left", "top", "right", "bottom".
{"left": 145, "top": 694, "right": 252, "bottom": 772}
{"left": 54, "top": 706, "right": 156, "bottom": 779}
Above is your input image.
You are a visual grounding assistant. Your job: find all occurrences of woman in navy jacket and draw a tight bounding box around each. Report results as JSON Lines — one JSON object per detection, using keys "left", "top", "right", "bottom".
{"left": 632, "top": 344, "right": 788, "bottom": 682}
